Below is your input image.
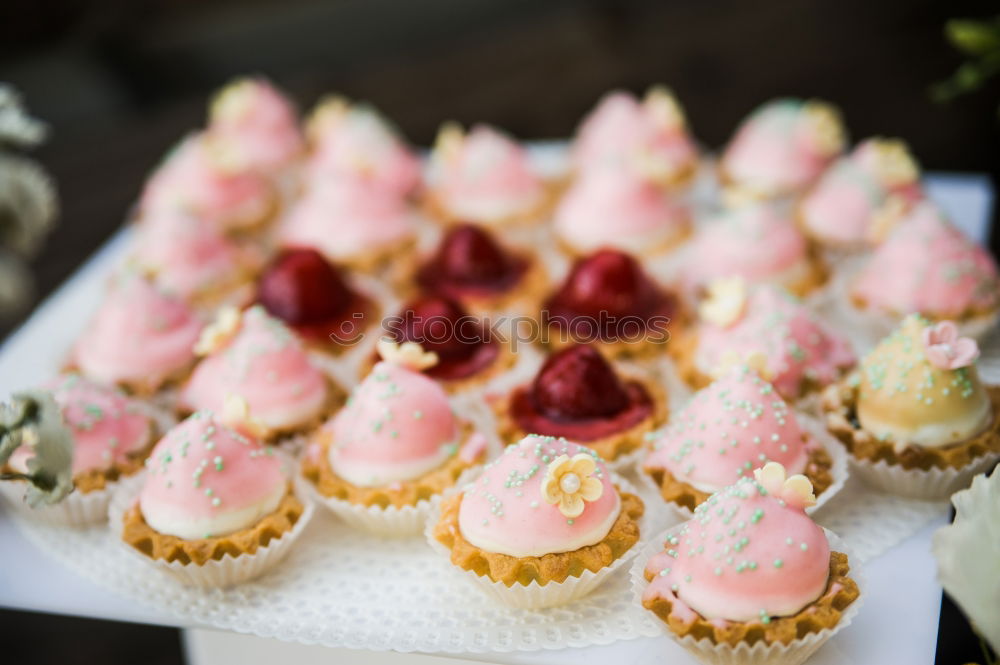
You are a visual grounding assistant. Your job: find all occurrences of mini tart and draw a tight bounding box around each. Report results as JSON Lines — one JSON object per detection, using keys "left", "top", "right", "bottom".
{"left": 256, "top": 248, "right": 382, "bottom": 357}
{"left": 423, "top": 123, "right": 558, "bottom": 228}
{"left": 669, "top": 283, "right": 855, "bottom": 400}
{"left": 412, "top": 224, "right": 548, "bottom": 316}
{"left": 494, "top": 346, "right": 667, "bottom": 463}
{"left": 434, "top": 488, "right": 643, "bottom": 586}
{"left": 542, "top": 248, "right": 688, "bottom": 360}
{"left": 642, "top": 550, "right": 859, "bottom": 647}
{"left": 646, "top": 446, "right": 834, "bottom": 514}
{"left": 121, "top": 484, "right": 304, "bottom": 566}
{"left": 821, "top": 379, "right": 1000, "bottom": 471}
{"left": 301, "top": 422, "right": 483, "bottom": 509}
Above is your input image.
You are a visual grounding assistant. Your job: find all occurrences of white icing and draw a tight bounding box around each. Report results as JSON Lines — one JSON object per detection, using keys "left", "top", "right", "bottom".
{"left": 861, "top": 397, "right": 993, "bottom": 451}
{"left": 328, "top": 444, "right": 454, "bottom": 488}
{"left": 141, "top": 482, "right": 285, "bottom": 540}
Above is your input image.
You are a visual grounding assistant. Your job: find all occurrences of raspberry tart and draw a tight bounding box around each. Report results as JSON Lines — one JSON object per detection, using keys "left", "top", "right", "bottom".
{"left": 494, "top": 344, "right": 666, "bottom": 466}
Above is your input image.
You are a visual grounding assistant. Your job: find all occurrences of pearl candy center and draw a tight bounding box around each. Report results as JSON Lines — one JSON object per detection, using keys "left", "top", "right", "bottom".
{"left": 560, "top": 472, "right": 581, "bottom": 494}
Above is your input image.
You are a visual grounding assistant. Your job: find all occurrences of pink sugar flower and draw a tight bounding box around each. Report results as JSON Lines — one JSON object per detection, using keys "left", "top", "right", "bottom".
{"left": 922, "top": 321, "right": 979, "bottom": 370}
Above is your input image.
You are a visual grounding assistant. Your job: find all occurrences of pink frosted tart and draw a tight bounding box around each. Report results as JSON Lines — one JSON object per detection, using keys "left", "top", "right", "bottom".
{"left": 683, "top": 203, "right": 826, "bottom": 298}
{"left": 641, "top": 463, "right": 859, "bottom": 648}
{"left": 7, "top": 374, "right": 158, "bottom": 494}
{"left": 139, "top": 133, "right": 276, "bottom": 233}
{"left": 71, "top": 272, "right": 202, "bottom": 395}
{"left": 179, "top": 305, "right": 340, "bottom": 439}
{"left": 256, "top": 248, "right": 378, "bottom": 354}
{"left": 542, "top": 248, "right": 686, "bottom": 359}
{"left": 432, "top": 434, "right": 644, "bottom": 588}
{"left": 131, "top": 207, "right": 262, "bottom": 309}
{"left": 302, "top": 340, "right": 488, "bottom": 512}
{"left": 414, "top": 224, "right": 545, "bottom": 314}
{"left": 572, "top": 86, "right": 699, "bottom": 188}
{"left": 553, "top": 166, "right": 691, "bottom": 257}
{"left": 120, "top": 411, "right": 305, "bottom": 568}
{"left": 848, "top": 202, "right": 1000, "bottom": 334}
{"left": 305, "top": 96, "right": 421, "bottom": 199}
{"left": 799, "top": 137, "right": 923, "bottom": 250}
{"left": 643, "top": 365, "right": 835, "bottom": 513}
{"left": 206, "top": 77, "right": 304, "bottom": 173}
{"left": 424, "top": 123, "right": 553, "bottom": 227}
{"left": 672, "top": 280, "right": 855, "bottom": 400}
{"left": 720, "top": 98, "right": 846, "bottom": 201}
{"left": 495, "top": 345, "right": 666, "bottom": 463}
{"left": 278, "top": 176, "right": 417, "bottom": 271}
{"left": 822, "top": 315, "right": 1000, "bottom": 479}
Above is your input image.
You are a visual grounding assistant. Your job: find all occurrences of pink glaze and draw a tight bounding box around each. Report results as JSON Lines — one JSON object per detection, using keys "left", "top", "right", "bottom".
{"left": 644, "top": 367, "right": 811, "bottom": 494}
{"left": 722, "top": 99, "right": 842, "bottom": 197}
{"left": 851, "top": 202, "right": 1000, "bottom": 317}
{"left": 693, "top": 286, "right": 855, "bottom": 399}
{"left": 800, "top": 140, "right": 923, "bottom": 247}
{"left": 132, "top": 207, "right": 260, "bottom": 302}
{"left": 73, "top": 273, "right": 202, "bottom": 391}
{"left": 207, "top": 78, "right": 304, "bottom": 171}
{"left": 306, "top": 102, "right": 421, "bottom": 198}
{"left": 458, "top": 435, "right": 621, "bottom": 558}
{"left": 573, "top": 90, "right": 698, "bottom": 181}
{"left": 554, "top": 168, "right": 688, "bottom": 253}
{"left": 432, "top": 124, "right": 544, "bottom": 223}
{"left": 278, "top": 178, "right": 416, "bottom": 263}
{"left": 139, "top": 133, "right": 274, "bottom": 232}
{"left": 642, "top": 475, "right": 830, "bottom": 622}
{"left": 10, "top": 375, "right": 154, "bottom": 476}
{"left": 684, "top": 204, "right": 811, "bottom": 293}
{"left": 325, "top": 360, "right": 465, "bottom": 486}
{"left": 139, "top": 412, "right": 286, "bottom": 538}
{"left": 180, "top": 306, "right": 328, "bottom": 433}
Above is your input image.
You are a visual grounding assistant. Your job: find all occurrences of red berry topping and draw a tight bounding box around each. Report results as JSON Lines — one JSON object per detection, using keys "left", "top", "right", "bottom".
{"left": 257, "top": 248, "right": 353, "bottom": 325}
{"left": 531, "top": 345, "right": 630, "bottom": 420}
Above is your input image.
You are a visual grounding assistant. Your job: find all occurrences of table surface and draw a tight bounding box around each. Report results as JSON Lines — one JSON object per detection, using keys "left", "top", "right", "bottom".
{"left": 0, "top": 172, "right": 991, "bottom": 664}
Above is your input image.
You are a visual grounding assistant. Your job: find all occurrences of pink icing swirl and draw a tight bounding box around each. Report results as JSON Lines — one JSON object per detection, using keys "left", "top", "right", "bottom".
{"left": 693, "top": 285, "right": 855, "bottom": 398}
{"left": 307, "top": 103, "right": 421, "bottom": 198}
{"left": 643, "top": 475, "right": 830, "bottom": 622}
{"left": 644, "top": 367, "right": 811, "bottom": 493}
{"left": 132, "top": 207, "right": 261, "bottom": 302}
{"left": 72, "top": 273, "right": 202, "bottom": 391}
{"left": 325, "top": 360, "right": 461, "bottom": 486}
{"left": 851, "top": 202, "right": 1000, "bottom": 317}
{"left": 10, "top": 375, "right": 154, "bottom": 477}
{"left": 457, "top": 435, "right": 621, "bottom": 558}
{"left": 207, "top": 77, "right": 304, "bottom": 172}
{"left": 554, "top": 168, "right": 688, "bottom": 253}
{"left": 139, "top": 411, "right": 286, "bottom": 539}
{"left": 573, "top": 90, "right": 697, "bottom": 181}
{"left": 684, "top": 204, "right": 811, "bottom": 293}
{"left": 180, "top": 306, "right": 328, "bottom": 433}
{"left": 279, "top": 178, "right": 416, "bottom": 263}
{"left": 139, "top": 134, "right": 274, "bottom": 232}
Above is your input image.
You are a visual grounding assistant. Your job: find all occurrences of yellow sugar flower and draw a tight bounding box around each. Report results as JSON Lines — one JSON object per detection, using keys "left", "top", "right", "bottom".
{"left": 699, "top": 276, "right": 747, "bottom": 328}
{"left": 541, "top": 453, "right": 604, "bottom": 518}
{"left": 194, "top": 305, "right": 242, "bottom": 356}
{"left": 376, "top": 337, "right": 439, "bottom": 371}
{"left": 644, "top": 86, "right": 686, "bottom": 130}
{"left": 802, "top": 100, "right": 845, "bottom": 156}
{"left": 754, "top": 461, "right": 816, "bottom": 509}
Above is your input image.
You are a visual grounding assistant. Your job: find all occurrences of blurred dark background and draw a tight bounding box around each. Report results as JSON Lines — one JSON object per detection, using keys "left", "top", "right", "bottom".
{"left": 0, "top": 0, "right": 997, "bottom": 662}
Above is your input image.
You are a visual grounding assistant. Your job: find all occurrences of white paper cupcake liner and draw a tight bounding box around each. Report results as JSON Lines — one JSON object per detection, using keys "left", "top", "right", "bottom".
{"left": 0, "top": 479, "right": 114, "bottom": 526}
{"left": 424, "top": 474, "right": 653, "bottom": 609}
{"left": 846, "top": 450, "right": 998, "bottom": 501}
{"left": 108, "top": 473, "right": 315, "bottom": 588}
{"left": 303, "top": 464, "right": 484, "bottom": 537}
{"left": 630, "top": 527, "right": 865, "bottom": 665}
{"left": 638, "top": 415, "right": 850, "bottom": 522}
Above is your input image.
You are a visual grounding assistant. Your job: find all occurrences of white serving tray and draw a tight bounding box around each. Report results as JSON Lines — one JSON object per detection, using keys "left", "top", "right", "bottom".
{"left": 0, "top": 161, "right": 991, "bottom": 664}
